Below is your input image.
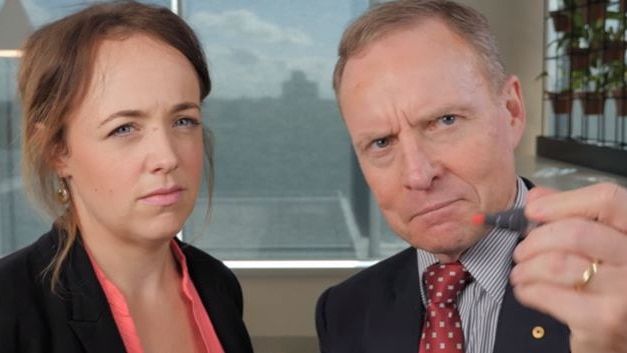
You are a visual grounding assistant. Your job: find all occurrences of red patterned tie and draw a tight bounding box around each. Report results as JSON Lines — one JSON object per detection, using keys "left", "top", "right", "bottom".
{"left": 419, "top": 262, "right": 470, "bottom": 353}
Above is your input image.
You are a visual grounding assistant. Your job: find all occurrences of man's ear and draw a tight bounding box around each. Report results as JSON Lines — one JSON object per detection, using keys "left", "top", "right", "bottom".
{"left": 501, "top": 75, "right": 526, "bottom": 148}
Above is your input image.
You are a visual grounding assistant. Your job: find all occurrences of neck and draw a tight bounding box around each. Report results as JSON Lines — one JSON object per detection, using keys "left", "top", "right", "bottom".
{"left": 435, "top": 253, "right": 461, "bottom": 263}
{"left": 81, "top": 230, "right": 179, "bottom": 298}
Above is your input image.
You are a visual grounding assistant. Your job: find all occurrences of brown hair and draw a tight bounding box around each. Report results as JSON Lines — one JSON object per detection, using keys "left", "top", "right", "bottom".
{"left": 333, "top": 0, "right": 506, "bottom": 94}
{"left": 18, "top": 0, "right": 213, "bottom": 292}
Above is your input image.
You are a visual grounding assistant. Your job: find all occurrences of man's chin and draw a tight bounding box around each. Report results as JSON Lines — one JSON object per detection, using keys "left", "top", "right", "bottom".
{"left": 402, "top": 223, "right": 485, "bottom": 257}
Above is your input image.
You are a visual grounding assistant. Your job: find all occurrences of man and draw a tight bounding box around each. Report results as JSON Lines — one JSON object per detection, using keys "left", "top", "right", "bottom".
{"left": 315, "top": 1, "right": 627, "bottom": 353}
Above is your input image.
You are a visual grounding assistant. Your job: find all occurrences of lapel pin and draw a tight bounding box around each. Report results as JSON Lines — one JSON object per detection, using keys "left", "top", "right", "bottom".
{"left": 532, "top": 326, "right": 545, "bottom": 339}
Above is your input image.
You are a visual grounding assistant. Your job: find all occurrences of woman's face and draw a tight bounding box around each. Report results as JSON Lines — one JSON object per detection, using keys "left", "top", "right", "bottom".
{"left": 56, "top": 34, "right": 204, "bottom": 247}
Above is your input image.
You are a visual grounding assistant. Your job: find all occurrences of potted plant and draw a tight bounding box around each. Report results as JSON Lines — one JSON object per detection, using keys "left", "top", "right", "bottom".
{"left": 539, "top": 66, "right": 574, "bottom": 115}
{"left": 584, "top": 9, "right": 626, "bottom": 63}
{"left": 573, "top": 53, "right": 608, "bottom": 113}
{"left": 583, "top": 0, "right": 607, "bottom": 25}
{"left": 547, "top": 90, "right": 574, "bottom": 114}
{"left": 552, "top": 5, "right": 590, "bottom": 69}
{"left": 606, "top": 59, "right": 627, "bottom": 116}
{"left": 550, "top": 10, "right": 572, "bottom": 32}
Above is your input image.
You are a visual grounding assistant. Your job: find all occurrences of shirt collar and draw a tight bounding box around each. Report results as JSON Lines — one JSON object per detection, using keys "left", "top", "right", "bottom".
{"left": 417, "top": 177, "right": 528, "bottom": 302}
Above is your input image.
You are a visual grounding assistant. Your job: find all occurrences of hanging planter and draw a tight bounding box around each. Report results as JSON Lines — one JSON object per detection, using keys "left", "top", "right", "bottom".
{"left": 550, "top": 11, "right": 572, "bottom": 32}
{"left": 584, "top": 1, "right": 607, "bottom": 25}
{"left": 547, "top": 91, "right": 574, "bottom": 114}
{"left": 578, "top": 91, "right": 606, "bottom": 115}
{"left": 568, "top": 47, "right": 591, "bottom": 70}
{"left": 601, "top": 40, "right": 626, "bottom": 63}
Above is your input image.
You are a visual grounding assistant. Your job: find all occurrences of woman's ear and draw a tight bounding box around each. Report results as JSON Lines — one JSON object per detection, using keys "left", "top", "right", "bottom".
{"left": 38, "top": 123, "right": 70, "bottom": 177}
{"left": 51, "top": 143, "right": 71, "bottom": 178}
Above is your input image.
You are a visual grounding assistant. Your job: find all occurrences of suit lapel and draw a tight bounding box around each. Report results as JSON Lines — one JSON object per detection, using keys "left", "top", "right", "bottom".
{"left": 68, "top": 319, "right": 126, "bottom": 353}
{"left": 51, "top": 234, "right": 126, "bottom": 353}
{"left": 364, "top": 248, "right": 423, "bottom": 353}
{"left": 492, "top": 279, "right": 570, "bottom": 353}
{"left": 184, "top": 248, "right": 253, "bottom": 353}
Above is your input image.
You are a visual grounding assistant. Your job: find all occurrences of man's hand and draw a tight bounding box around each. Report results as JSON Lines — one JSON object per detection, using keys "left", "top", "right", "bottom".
{"left": 510, "top": 183, "right": 627, "bottom": 353}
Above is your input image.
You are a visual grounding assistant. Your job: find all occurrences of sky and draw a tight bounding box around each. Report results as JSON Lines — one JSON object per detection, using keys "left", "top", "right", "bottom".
{"left": 0, "top": 0, "right": 368, "bottom": 99}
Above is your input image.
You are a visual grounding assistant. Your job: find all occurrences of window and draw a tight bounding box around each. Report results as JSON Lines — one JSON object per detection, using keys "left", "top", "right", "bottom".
{"left": 1, "top": 0, "right": 410, "bottom": 263}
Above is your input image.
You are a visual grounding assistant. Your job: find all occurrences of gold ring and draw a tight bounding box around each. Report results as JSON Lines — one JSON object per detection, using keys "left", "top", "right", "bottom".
{"left": 575, "top": 259, "right": 600, "bottom": 290}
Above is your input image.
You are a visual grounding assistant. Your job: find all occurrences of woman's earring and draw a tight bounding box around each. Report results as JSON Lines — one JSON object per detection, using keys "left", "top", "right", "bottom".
{"left": 56, "top": 178, "right": 70, "bottom": 204}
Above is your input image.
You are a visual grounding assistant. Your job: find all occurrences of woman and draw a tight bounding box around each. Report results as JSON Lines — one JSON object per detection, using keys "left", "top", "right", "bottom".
{"left": 0, "top": 2, "right": 253, "bottom": 352}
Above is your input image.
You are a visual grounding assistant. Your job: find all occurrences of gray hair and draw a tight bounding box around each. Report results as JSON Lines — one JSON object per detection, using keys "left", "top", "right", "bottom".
{"left": 333, "top": 0, "right": 506, "bottom": 94}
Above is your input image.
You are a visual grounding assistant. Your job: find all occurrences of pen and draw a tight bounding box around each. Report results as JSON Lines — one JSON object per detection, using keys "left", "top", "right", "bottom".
{"left": 472, "top": 207, "right": 530, "bottom": 232}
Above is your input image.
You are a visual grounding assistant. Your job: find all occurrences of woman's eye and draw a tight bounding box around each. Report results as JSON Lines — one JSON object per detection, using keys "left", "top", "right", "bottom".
{"left": 175, "top": 117, "right": 200, "bottom": 127}
{"left": 109, "top": 124, "right": 134, "bottom": 137}
{"left": 437, "top": 115, "right": 457, "bottom": 126}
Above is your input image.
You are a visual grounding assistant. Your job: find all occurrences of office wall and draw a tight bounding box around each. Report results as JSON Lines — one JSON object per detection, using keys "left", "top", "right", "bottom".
{"left": 235, "top": 268, "right": 359, "bottom": 353}
{"left": 461, "top": 0, "right": 545, "bottom": 157}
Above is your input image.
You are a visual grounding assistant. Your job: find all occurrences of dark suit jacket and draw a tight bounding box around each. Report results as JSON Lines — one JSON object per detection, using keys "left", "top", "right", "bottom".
{"left": 316, "top": 247, "right": 571, "bottom": 353}
{"left": 0, "top": 226, "right": 254, "bottom": 353}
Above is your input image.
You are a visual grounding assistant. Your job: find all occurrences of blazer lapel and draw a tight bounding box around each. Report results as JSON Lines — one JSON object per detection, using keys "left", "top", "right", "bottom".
{"left": 492, "top": 280, "right": 570, "bottom": 353}
{"left": 364, "top": 248, "right": 423, "bottom": 353}
{"left": 57, "top": 236, "right": 126, "bottom": 353}
{"left": 184, "top": 249, "right": 253, "bottom": 353}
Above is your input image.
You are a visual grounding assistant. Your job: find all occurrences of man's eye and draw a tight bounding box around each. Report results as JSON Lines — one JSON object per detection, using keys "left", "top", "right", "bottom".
{"left": 437, "top": 115, "right": 457, "bottom": 126}
{"left": 372, "top": 138, "right": 390, "bottom": 149}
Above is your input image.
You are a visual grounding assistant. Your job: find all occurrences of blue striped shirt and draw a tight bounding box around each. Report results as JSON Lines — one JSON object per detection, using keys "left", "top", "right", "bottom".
{"left": 416, "top": 177, "right": 527, "bottom": 353}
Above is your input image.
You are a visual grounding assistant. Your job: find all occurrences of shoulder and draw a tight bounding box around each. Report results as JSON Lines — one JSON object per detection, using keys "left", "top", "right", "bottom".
{"left": 315, "top": 248, "right": 417, "bottom": 351}
{"left": 0, "top": 228, "right": 57, "bottom": 345}
{"left": 179, "top": 242, "right": 235, "bottom": 278}
{"left": 0, "top": 228, "right": 56, "bottom": 290}
{"left": 178, "top": 241, "right": 242, "bottom": 293}
{"left": 317, "top": 247, "right": 416, "bottom": 317}
{"left": 178, "top": 241, "right": 246, "bottom": 315}
{"left": 324, "top": 247, "right": 416, "bottom": 297}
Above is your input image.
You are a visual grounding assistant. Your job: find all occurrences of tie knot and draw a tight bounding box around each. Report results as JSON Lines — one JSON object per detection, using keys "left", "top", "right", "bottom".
{"left": 424, "top": 261, "right": 470, "bottom": 305}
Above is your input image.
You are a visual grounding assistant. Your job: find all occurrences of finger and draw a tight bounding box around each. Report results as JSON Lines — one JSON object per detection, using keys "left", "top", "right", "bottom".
{"left": 525, "top": 186, "right": 558, "bottom": 203}
{"left": 510, "top": 252, "right": 593, "bottom": 289}
{"left": 525, "top": 182, "right": 627, "bottom": 234}
{"left": 514, "top": 218, "right": 627, "bottom": 266}
{"left": 511, "top": 256, "right": 623, "bottom": 294}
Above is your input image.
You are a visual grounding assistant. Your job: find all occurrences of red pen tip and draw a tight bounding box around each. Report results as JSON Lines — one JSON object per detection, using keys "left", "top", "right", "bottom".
{"left": 471, "top": 214, "right": 485, "bottom": 225}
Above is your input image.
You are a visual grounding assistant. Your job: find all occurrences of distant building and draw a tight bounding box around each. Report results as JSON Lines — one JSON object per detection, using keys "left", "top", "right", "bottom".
{"left": 205, "top": 70, "right": 350, "bottom": 198}
{"left": 281, "top": 70, "right": 319, "bottom": 101}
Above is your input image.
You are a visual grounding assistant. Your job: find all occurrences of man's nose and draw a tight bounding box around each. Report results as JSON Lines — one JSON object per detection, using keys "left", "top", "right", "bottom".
{"left": 401, "top": 139, "right": 440, "bottom": 190}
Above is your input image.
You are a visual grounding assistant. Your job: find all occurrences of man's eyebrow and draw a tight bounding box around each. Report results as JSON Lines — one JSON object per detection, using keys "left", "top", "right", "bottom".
{"left": 98, "top": 102, "right": 201, "bottom": 128}
{"left": 354, "top": 131, "right": 390, "bottom": 150}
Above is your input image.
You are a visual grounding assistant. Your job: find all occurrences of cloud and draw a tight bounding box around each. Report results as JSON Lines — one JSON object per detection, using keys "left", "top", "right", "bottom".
{"left": 190, "top": 9, "right": 313, "bottom": 46}
{"left": 205, "top": 45, "right": 334, "bottom": 100}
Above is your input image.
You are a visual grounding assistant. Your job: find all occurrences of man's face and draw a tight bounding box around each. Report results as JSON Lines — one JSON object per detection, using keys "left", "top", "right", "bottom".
{"left": 338, "top": 20, "right": 526, "bottom": 261}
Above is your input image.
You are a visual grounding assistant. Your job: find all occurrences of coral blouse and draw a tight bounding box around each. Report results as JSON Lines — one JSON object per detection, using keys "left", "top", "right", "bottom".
{"left": 89, "top": 240, "right": 226, "bottom": 353}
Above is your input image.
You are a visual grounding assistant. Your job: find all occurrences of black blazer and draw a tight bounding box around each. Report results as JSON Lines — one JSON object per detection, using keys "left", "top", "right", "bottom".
{"left": 316, "top": 247, "right": 570, "bottom": 353}
{"left": 0, "top": 226, "right": 254, "bottom": 353}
